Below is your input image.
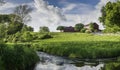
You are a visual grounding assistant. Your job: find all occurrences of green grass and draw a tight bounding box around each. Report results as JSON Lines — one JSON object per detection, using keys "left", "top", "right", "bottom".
{"left": 32, "top": 32, "right": 120, "bottom": 59}
{"left": 0, "top": 43, "right": 39, "bottom": 70}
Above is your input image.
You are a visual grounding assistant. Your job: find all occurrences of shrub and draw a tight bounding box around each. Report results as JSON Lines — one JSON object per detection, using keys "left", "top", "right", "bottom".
{"left": 85, "top": 30, "right": 92, "bottom": 33}
{"left": 40, "top": 34, "right": 52, "bottom": 39}
{"left": 81, "top": 28, "right": 87, "bottom": 33}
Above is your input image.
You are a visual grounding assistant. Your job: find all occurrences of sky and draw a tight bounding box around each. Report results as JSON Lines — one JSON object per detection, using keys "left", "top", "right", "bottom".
{"left": 0, "top": 0, "right": 117, "bottom": 32}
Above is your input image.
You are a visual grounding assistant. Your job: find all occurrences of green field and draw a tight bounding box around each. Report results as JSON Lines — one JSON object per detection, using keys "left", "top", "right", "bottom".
{"left": 32, "top": 33, "right": 120, "bottom": 59}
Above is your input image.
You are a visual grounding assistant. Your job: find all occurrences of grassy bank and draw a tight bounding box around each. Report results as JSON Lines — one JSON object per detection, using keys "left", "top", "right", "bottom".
{"left": 32, "top": 33, "right": 120, "bottom": 59}
{"left": 0, "top": 43, "right": 39, "bottom": 70}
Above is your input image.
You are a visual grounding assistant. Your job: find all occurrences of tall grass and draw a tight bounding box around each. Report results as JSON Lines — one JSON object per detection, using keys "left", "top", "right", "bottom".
{"left": 0, "top": 43, "right": 39, "bottom": 70}
{"left": 32, "top": 33, "right": 120, "bottom": 59}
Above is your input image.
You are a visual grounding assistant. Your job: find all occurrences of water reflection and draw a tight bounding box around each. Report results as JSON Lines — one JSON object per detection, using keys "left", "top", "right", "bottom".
{"left": 35, "top": 52, "right": 104, "bottom": 70}
{"left": 35, "top": 52, "right": 120, "bottom": 70}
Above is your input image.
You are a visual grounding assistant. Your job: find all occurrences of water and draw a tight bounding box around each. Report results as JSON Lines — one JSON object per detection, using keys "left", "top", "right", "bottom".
{"left": 34, "top": 52, "right": 104, "bottom": 70}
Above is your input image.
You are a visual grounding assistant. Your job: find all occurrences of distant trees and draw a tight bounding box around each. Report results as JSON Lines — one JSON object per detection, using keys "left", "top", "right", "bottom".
{"left": 99, "top": 1, "right": 120, "bottom": 32}
{"left": 57, "top": 26, "right": 65, "bottom": 32}
{"left": 74, "top": 23, "right": 84, "bottom": 31}
{"left": 39, "top": 26, "right": 50, "bottom": 33}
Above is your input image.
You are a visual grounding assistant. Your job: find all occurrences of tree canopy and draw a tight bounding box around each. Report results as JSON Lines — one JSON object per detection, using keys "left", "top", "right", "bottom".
{"left": 39, "top": 26, "right": 50, "bottom": 33}
{"left": 99, "top": 1, "right": 120, "bottom": 32}
{"left": 57, "top": 26, "right": 65, "bottom": 32}
{"left": 74, "top": 23, "right": 84, "bottom": 31}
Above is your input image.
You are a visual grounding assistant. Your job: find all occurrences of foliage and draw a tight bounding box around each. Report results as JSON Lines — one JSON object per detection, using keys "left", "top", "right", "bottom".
{"left": 0, "top": 14, "right": 11, "bottom": 23}
{"left": 80, "top": 28, "right": 87, "bottom": 33}
{"left": 39, "top": 26, "right": 50, "bottom": 33}
{"left": 102, "top": 62, "right": 120, "bottom": 70}
{"left": 57, "top": 26, "right": 65, "bottom": 32}
{"left": 74, "top": 23, "right": 84, "bottom": 31}
{"left": 0, "top": 44, "right": 39, "bottom": 70}
{"left": 40, "top": 34, "right": 52, "bottom": 39}
{"left": 85, "top": 30, "right": 92, "bottom": 33}
{"left": 0, "top": 24, "right": 7, "bottom": 38}
{"left": 99, "top": 1, "right": 120, "bottom": 32}
{"left": 21, "top": 32, "right": 33, "bottom": 42}
{"left": 7, "top": 21, "right": 23, "bottom": 35}
{"left": 21, "top": 25, "right": 34, "bottom": 32}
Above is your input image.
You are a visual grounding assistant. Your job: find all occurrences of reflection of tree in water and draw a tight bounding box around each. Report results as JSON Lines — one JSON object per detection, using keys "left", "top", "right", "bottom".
{"left": 102, "top": 62, "right": 120, "bottom": 70}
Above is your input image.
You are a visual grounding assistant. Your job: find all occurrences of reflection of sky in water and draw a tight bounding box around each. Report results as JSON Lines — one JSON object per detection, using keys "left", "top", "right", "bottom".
{"left": 35, "top": 63, "right": 104, "bottom": 70}
{"left": 35, "top": 52, "right": 104, "bottom": 70}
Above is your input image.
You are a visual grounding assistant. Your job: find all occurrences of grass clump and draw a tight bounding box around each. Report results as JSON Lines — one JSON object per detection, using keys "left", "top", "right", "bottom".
{"left": 0, "top": 43, "right": 39, "bottom": 70}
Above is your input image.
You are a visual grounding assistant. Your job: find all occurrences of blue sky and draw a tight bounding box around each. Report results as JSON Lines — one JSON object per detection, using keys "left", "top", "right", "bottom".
{"left": 6, "top": 0, "right": 100, "bottom": 8}
{"left": 45, "top": 0, "right": 100, "bottom": 7}
{"left": 1, "top": 0, "right": 115, "bottom": 31}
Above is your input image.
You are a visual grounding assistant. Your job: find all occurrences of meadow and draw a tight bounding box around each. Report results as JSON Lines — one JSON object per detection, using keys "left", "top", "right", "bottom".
{"left": 32, "top": 32, "right": 120, "bottom": 59}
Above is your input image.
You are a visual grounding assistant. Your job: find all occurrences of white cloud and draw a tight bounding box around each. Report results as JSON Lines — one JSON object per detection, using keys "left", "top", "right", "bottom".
{"left": 0, "top": 2, "right": 17, "bottom": 14}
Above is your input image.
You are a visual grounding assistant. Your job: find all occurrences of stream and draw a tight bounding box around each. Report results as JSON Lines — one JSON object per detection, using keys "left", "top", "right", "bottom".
{"left": 34, "top": 52, "right": 105, "bottom": 70}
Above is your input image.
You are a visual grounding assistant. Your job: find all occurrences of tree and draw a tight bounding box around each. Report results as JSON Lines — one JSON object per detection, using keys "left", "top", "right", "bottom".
{"left": 74, "top": 23, "right": 84, "bottom": 31}
{"left": 7, "top": 21, "right": 23, "bottom": 35}
{"left": 99, "top": 1, "right": 120, "bottom": 32}
{"left": 57, "top": 26, "right": 65, "bottom": 32}
{"left": 39, "top": 26, "right": 50, "bottom": 33}
{"left": 0, "top": 14, "right": 11, "bottom": 23}
{"left": 13, "top": 4, "right": 33, "bottom": 24}
{"left": 21, "top": 25, "right": 34, "bottom": 32}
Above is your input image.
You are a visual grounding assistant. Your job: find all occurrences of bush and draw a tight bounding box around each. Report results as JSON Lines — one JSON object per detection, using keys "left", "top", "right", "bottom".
{"left": 22, "top": 32, "right": 33, "bottom": 42}
{"left": 81, "top": 28, "right": 87, "bottom": 33}
{"left": 40, "top": 34, "right": 52, "bottom": 39}
{"left": 85, "top": 30, "right": 92, "bottom": 33}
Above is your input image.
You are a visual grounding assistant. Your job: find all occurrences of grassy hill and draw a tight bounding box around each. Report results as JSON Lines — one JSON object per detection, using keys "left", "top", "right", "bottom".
{"left": 31, "top": 32, "right": 120, "bottom": 59}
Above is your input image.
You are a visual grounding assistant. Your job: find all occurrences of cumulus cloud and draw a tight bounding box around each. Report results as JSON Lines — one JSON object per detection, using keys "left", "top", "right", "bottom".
{"left": 29, "top": 0, "right": 66, "bottom": 32}
{"left": 0, "top": 2, "right": 17, "bottom": 14}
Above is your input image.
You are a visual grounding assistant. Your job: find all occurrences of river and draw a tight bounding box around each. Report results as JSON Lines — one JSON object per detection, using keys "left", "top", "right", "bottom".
{"left": 34, "top": 52, "right": 105, "bottom": 70}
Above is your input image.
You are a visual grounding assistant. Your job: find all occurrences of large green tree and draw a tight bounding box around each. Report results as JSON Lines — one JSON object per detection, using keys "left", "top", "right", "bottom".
{"left": 99, "top": 1, "right": 120, "bottom": 32}
{"left": 39, "top": 26, "right": 50, "bottom": 33}
{"left": 57, "top": 26, "right": 65, "bottom": 32}
{"left": 74, "top": 23, "right": 84, "bottom": 31}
